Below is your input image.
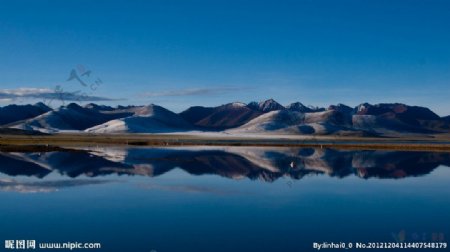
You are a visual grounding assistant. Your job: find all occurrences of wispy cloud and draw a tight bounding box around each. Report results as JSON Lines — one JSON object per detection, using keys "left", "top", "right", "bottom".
{"left": 142, "top": 86, "right": 249, "bottom": 97}
{"left": 0, "top": 98, "right": 13, "bottom": 103}
{"left": 0, "top": 88, "right": 120, "bottom": 102}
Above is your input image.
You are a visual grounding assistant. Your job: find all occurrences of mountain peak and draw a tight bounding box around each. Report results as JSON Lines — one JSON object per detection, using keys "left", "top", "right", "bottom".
{"left": 248, "top": 99, "right": 284, "bottom": 112}
{"left": 220, "top": 102, "right": 247, "bottom": 109}
{"left": 230, "top": 102, "right": 247, "bottom": 107}
{"left": 287, "top": 102, "right": 325, "bottom": 113}
{"left": 356, "top": 103, "right": 372, "bottom": 113}
{"left": 328, "top": 103, "right": 353, "bottom": 114}
{"left": 65, "top": 103, "right": 84, "bottom": 110}
{"left": 34, "top": 102, "right": 51, "bottom": 109}
{"left": 84, "top": 103, "right": 116, "bottom": 112}
{"left": 287, "top": 102, "right": 310, "bottom": 112}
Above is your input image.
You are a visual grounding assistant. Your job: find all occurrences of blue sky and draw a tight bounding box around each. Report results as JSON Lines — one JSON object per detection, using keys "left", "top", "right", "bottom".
{"left": 1, "top": 0, "right": 449, "bottom": 115}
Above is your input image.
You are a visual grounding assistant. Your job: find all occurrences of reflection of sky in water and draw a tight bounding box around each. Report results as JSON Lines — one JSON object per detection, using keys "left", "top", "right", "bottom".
{"left": 0, "top": 148, "right": 449, "bottom": 252}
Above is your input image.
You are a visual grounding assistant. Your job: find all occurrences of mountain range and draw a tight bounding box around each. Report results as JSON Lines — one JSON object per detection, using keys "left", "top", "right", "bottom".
{"left": 1, "top": 99, "right": 449, "bottom": 136}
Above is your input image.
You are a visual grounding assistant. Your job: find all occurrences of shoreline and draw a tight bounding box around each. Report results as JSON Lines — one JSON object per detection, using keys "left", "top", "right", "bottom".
{"left": 1, "top": 133, "right": 450, "bottom": 152}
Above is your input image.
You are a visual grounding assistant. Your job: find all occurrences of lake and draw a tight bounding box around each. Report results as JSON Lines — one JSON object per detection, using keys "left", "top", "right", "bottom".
{"left": 0, "top": 146, "right": 449, "bottom": 251}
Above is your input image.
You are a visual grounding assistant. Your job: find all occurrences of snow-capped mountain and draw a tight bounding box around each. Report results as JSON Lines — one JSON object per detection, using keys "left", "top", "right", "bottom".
{"left": 1, "top": 100, "right": 449, "bottom": 135}
{"left": 11, "top": 103, "right": 133, "bottom": 132}
{"left": 229, "top": 109, "right": 370, "bottom": 136}
{"left": 352, "top": 103, "right": 445, "bottom": 133}
{"left": 180, "top": 99, "right": 288, "bottom": 129}
{"left": 86, "top": 104, "right": 193, "bottom": 133}
{"left": 228, "top": 110, "right": 305, "bottom": 133}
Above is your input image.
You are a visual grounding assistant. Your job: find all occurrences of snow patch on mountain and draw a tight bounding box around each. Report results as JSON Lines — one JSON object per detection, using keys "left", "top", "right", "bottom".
{"left": 86, "top": 105, "right": 193, "bottom": 133}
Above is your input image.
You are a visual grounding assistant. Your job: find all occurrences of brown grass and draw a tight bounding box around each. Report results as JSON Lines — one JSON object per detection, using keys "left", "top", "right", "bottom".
{"left": 1, "top": 133, "right": 450, "bottom": 152}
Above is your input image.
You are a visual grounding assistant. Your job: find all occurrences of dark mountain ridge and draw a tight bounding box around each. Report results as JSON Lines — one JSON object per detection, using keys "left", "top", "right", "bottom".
{"left": 0, "top": 102, "right": 51, "bottom": 126}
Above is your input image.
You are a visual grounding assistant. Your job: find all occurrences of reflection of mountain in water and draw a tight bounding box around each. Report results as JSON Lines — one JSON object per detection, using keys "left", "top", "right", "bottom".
{"left": 1, "top": 147, "right": 449, "bottom": 181}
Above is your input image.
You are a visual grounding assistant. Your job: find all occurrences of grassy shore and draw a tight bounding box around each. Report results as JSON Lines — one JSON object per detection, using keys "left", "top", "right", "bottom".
{"left": 1, "top": 132, "right": 450, "bottom": 152}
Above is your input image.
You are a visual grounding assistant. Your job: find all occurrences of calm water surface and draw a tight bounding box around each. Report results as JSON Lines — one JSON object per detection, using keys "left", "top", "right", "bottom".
{"left": 0, "top": 147, "right": 449, "bottom": 251}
